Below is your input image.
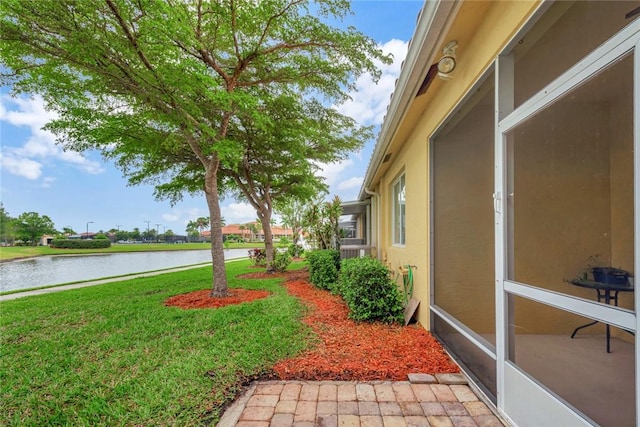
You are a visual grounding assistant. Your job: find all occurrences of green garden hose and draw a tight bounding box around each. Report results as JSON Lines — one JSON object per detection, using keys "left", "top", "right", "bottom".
{"left": 398, "top": 264, "right": 416, "bottom": 306}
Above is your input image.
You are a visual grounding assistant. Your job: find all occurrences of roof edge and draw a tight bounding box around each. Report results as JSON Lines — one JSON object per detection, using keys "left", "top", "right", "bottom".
{"left": 358, "top": 0, "right": 460, "bottom": 200}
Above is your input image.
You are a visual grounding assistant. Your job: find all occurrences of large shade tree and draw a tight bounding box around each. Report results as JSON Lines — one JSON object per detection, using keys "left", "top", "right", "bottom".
{"left": 0, "top": 204, "right": 16, "bottom": 244}
{"left": 1, "top": 0, "right": 388, "bottom": 296}
{"left": 220, "top": 93, "right": 371, "bottom": 271}
{"left": 14, "top": 212, "right": 57, "bottom": 245}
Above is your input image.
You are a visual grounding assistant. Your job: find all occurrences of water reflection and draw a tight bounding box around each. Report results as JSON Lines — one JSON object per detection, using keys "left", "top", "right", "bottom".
{"left": 0, "top": 249, "right": 248, "bottom": 292}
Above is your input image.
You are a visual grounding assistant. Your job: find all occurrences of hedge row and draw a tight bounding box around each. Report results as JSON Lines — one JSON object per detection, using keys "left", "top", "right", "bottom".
{"left": 50, "top": 239, "right": 112, "bottom": 249}
{"left": 306, "top": 250, "right": 403, "bottom": 323}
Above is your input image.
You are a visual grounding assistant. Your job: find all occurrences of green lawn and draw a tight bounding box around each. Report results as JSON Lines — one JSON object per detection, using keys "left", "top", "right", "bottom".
{"left": 0, "top": 242, "right": 267, "bottom": 262}
{"left": 0, "top": 260, "right": 310, "bottom": 426}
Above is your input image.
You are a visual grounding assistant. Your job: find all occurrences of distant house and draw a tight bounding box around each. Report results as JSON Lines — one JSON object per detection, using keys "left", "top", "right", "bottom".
{"left": 264, "top": 225, "right": 294, "bottom": 241}
{"left": 200, "top": 223, "right": 293, "bottom": 242}
{"left": 40, "top": 235, "right": 55, "bottom": 246}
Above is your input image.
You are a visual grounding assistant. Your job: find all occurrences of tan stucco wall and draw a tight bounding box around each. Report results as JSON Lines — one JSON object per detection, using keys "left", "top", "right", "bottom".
{"left": 379, "top": 128, "right": 429, "bottom": 324}
{"left": 375, "top": 1, "right": 634, "bottom": 335}
{"left": 375, "top": 1, "right": 540, "bottom": 329}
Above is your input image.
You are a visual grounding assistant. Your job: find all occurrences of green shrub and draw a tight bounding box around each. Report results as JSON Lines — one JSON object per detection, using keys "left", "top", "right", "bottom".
{"left": 287, "top": 243, "right": 305, "bottom": 258}
{"left": 338, "top": 257, "right": 404, "bottom": 323}
{"left": 271, "top": 250, "right": 292, "bottom": 272}
{"left": 306, "top": 249, "right": 340, "bottom": 290}
{"left": 50, "top": 239, "right": 111, "bottom": 249}
{"left": 248, "top": 248, "right": 266, "bottom": 266}
{"left": 279, "top": 236, "right": 291, "bottom": 246}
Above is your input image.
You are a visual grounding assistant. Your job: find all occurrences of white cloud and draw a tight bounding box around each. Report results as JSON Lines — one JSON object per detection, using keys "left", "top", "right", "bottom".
{"left": 0, "top": 151, "right": 43, "bottom": 180}
{"left": 0, "top": 95, "right": 105, "bottom": 182}
{"left": 222, "top": 202, "right": 257, "bottom": 224}
{"left": 314, "top": 159, "right": 354, "bottom": 188}
{"left": 1, "top": 95, "right": 53, "bottom": 128}
{"left": 41, "top": 176, "right": 56, "bottom": 188}
{"left": 161, "top": 202, "right": 283, "bottom": 228}
{"left": 184, "top": 207, "right": 207, "bottom": 221}
{"left": 58, "top": 149, "right": 104, "bottom": 175}
{"left": 155, "top": 207, "right": 211, "bottom": 233}
{"left": 161, "top": 212, "right": 181, "bottom": 223}
{"left": 321, "top": 39, "right": 410, "bottom": 203}
{"left": 337, "top": 176, "right": 363, "bottom": 191}
{"left": 335, "top": 39, "right": 409, "bottom": 127}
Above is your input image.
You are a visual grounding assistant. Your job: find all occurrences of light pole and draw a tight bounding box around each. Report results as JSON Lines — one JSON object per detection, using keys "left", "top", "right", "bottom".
{"left": 86, "top": 221, "right": 94, "bottom": 239}
{"left": 144, "top": 221, "right": 151, "bottom": 243}
{"left": 155, "top": 224, "right": 161, "bottom": 243}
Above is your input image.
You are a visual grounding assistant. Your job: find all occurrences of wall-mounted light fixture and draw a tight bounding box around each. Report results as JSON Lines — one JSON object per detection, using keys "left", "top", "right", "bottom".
{"left": 437, "top": 41, "right": 458, "bottom": 80}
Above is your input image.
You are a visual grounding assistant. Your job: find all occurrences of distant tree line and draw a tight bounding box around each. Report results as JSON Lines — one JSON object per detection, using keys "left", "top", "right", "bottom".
{"left": 0, "top": 203, "right": 200, "bottom": 246}
{"left": 1, "top": 194, "right": 347, "bottom": 248}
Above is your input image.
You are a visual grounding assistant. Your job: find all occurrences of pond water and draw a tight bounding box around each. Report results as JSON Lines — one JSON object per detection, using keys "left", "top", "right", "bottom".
{"left": 0, "top": 248, "right": 249, "bottom": 292}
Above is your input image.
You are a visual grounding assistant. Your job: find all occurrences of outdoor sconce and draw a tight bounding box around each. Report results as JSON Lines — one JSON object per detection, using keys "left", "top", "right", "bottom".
{"left": 437, "top": 41, "right": 458, "bottom": 80}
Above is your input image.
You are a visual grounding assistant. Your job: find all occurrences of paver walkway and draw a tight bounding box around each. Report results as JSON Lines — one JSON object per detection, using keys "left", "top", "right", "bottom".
{"left": 217, "top": 374, "right": 505, "bottom": 427}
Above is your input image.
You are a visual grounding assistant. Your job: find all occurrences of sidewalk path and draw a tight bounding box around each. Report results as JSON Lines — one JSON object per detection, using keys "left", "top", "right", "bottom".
{"left": 217, "top": 374, "right": 505, "bottom": 427}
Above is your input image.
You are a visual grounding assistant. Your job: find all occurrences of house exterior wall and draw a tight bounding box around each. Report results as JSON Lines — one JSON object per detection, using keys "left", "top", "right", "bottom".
{"left": 378, "top": 123, "right": 429, "bottom": 323}
{"left": 365, "top": 1, "right": 638, "bottom": 423}
{"left": 375, "top": 0, "right": 539, "bottom": 328}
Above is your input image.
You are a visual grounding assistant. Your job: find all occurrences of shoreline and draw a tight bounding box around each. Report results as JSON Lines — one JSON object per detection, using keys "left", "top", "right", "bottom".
{"left": 0, "top": 256, "right": 248, "bottom": 302}
{"left": 0, "top": 248, "right": 215, "bottom": 264}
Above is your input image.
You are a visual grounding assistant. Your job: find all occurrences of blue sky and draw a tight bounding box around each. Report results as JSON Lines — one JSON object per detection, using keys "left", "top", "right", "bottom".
{"left": 0, "top": 0, "right": 423, "bottom": 235}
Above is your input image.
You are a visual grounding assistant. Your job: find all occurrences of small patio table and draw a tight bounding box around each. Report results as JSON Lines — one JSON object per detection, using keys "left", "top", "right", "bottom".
{"left": 570, "top": 279, "right": 634, "bottom": 353}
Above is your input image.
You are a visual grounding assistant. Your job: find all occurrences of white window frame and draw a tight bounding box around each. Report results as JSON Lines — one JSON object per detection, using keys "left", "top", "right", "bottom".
{"left": 392, "top": 173, "right": 406, "bottom": 246}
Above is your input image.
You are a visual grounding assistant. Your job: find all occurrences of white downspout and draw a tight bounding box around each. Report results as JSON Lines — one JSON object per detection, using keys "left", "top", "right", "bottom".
{"left": 364, "top": 187, "right": 381, "bottom": 259}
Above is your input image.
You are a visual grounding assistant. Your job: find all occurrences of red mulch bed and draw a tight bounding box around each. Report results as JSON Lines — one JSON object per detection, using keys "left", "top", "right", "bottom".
{"left": 164, "top": 268, "right": 459, "bottom": 380}
{"left": 165, "top": 288, "right": 271, "bottom": 309}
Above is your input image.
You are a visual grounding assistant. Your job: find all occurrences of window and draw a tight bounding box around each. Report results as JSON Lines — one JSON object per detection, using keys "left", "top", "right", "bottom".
{"left": 392, "top": 174, "right": 405, "bottom": 245}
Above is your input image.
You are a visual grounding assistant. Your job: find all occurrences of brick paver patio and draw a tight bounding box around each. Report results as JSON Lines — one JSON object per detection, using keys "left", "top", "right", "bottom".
{"left": 217, "top": 374, "right": 505, "bottom": 427}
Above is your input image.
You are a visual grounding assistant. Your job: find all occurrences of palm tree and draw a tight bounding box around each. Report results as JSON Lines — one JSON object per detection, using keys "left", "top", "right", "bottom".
{"left": 255, "top": 219, "right": 263, "bottom": 241}
{"left": 195, "top": 217, "right": 210, "bottom": 240}
{"left": 247, "top": 222, "right": 258, "bottom": 242}
{"left": 239, "top": 224, "right": 247, "bottom": 242}
{"left": 185, "top": 220, "right": 200, "bottom": 241}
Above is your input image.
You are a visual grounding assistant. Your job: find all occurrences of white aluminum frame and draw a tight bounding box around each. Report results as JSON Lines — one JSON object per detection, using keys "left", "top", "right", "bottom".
{"left": 496, "top": 17, "right": 640, "bottom": 426}
{"left": 428, "top": 8, "right": 640, "bottom": 425}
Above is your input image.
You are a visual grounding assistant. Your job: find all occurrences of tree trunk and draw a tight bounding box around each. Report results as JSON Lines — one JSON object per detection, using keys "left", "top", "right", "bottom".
{"left": 292, "top": 225, "right": 300, "bottom": 246}
{"left": 258, "top": 209, "right": 275, "bottom": 273}
{"left": 204, "top": 162, "right": 228, "bottom": 297}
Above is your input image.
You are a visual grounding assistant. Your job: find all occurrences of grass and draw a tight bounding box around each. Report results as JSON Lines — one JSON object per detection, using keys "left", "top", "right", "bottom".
{"left": 0, "top": 259, "right": 311, "bottom": 426}
{"left": 0, "top": 242, "right": 273, "bottom": 262}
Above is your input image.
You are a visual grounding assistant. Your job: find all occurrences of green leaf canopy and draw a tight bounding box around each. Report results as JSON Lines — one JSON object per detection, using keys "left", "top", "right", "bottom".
{"left": 1, "top": 0, "right": 391, "bottom": 294}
